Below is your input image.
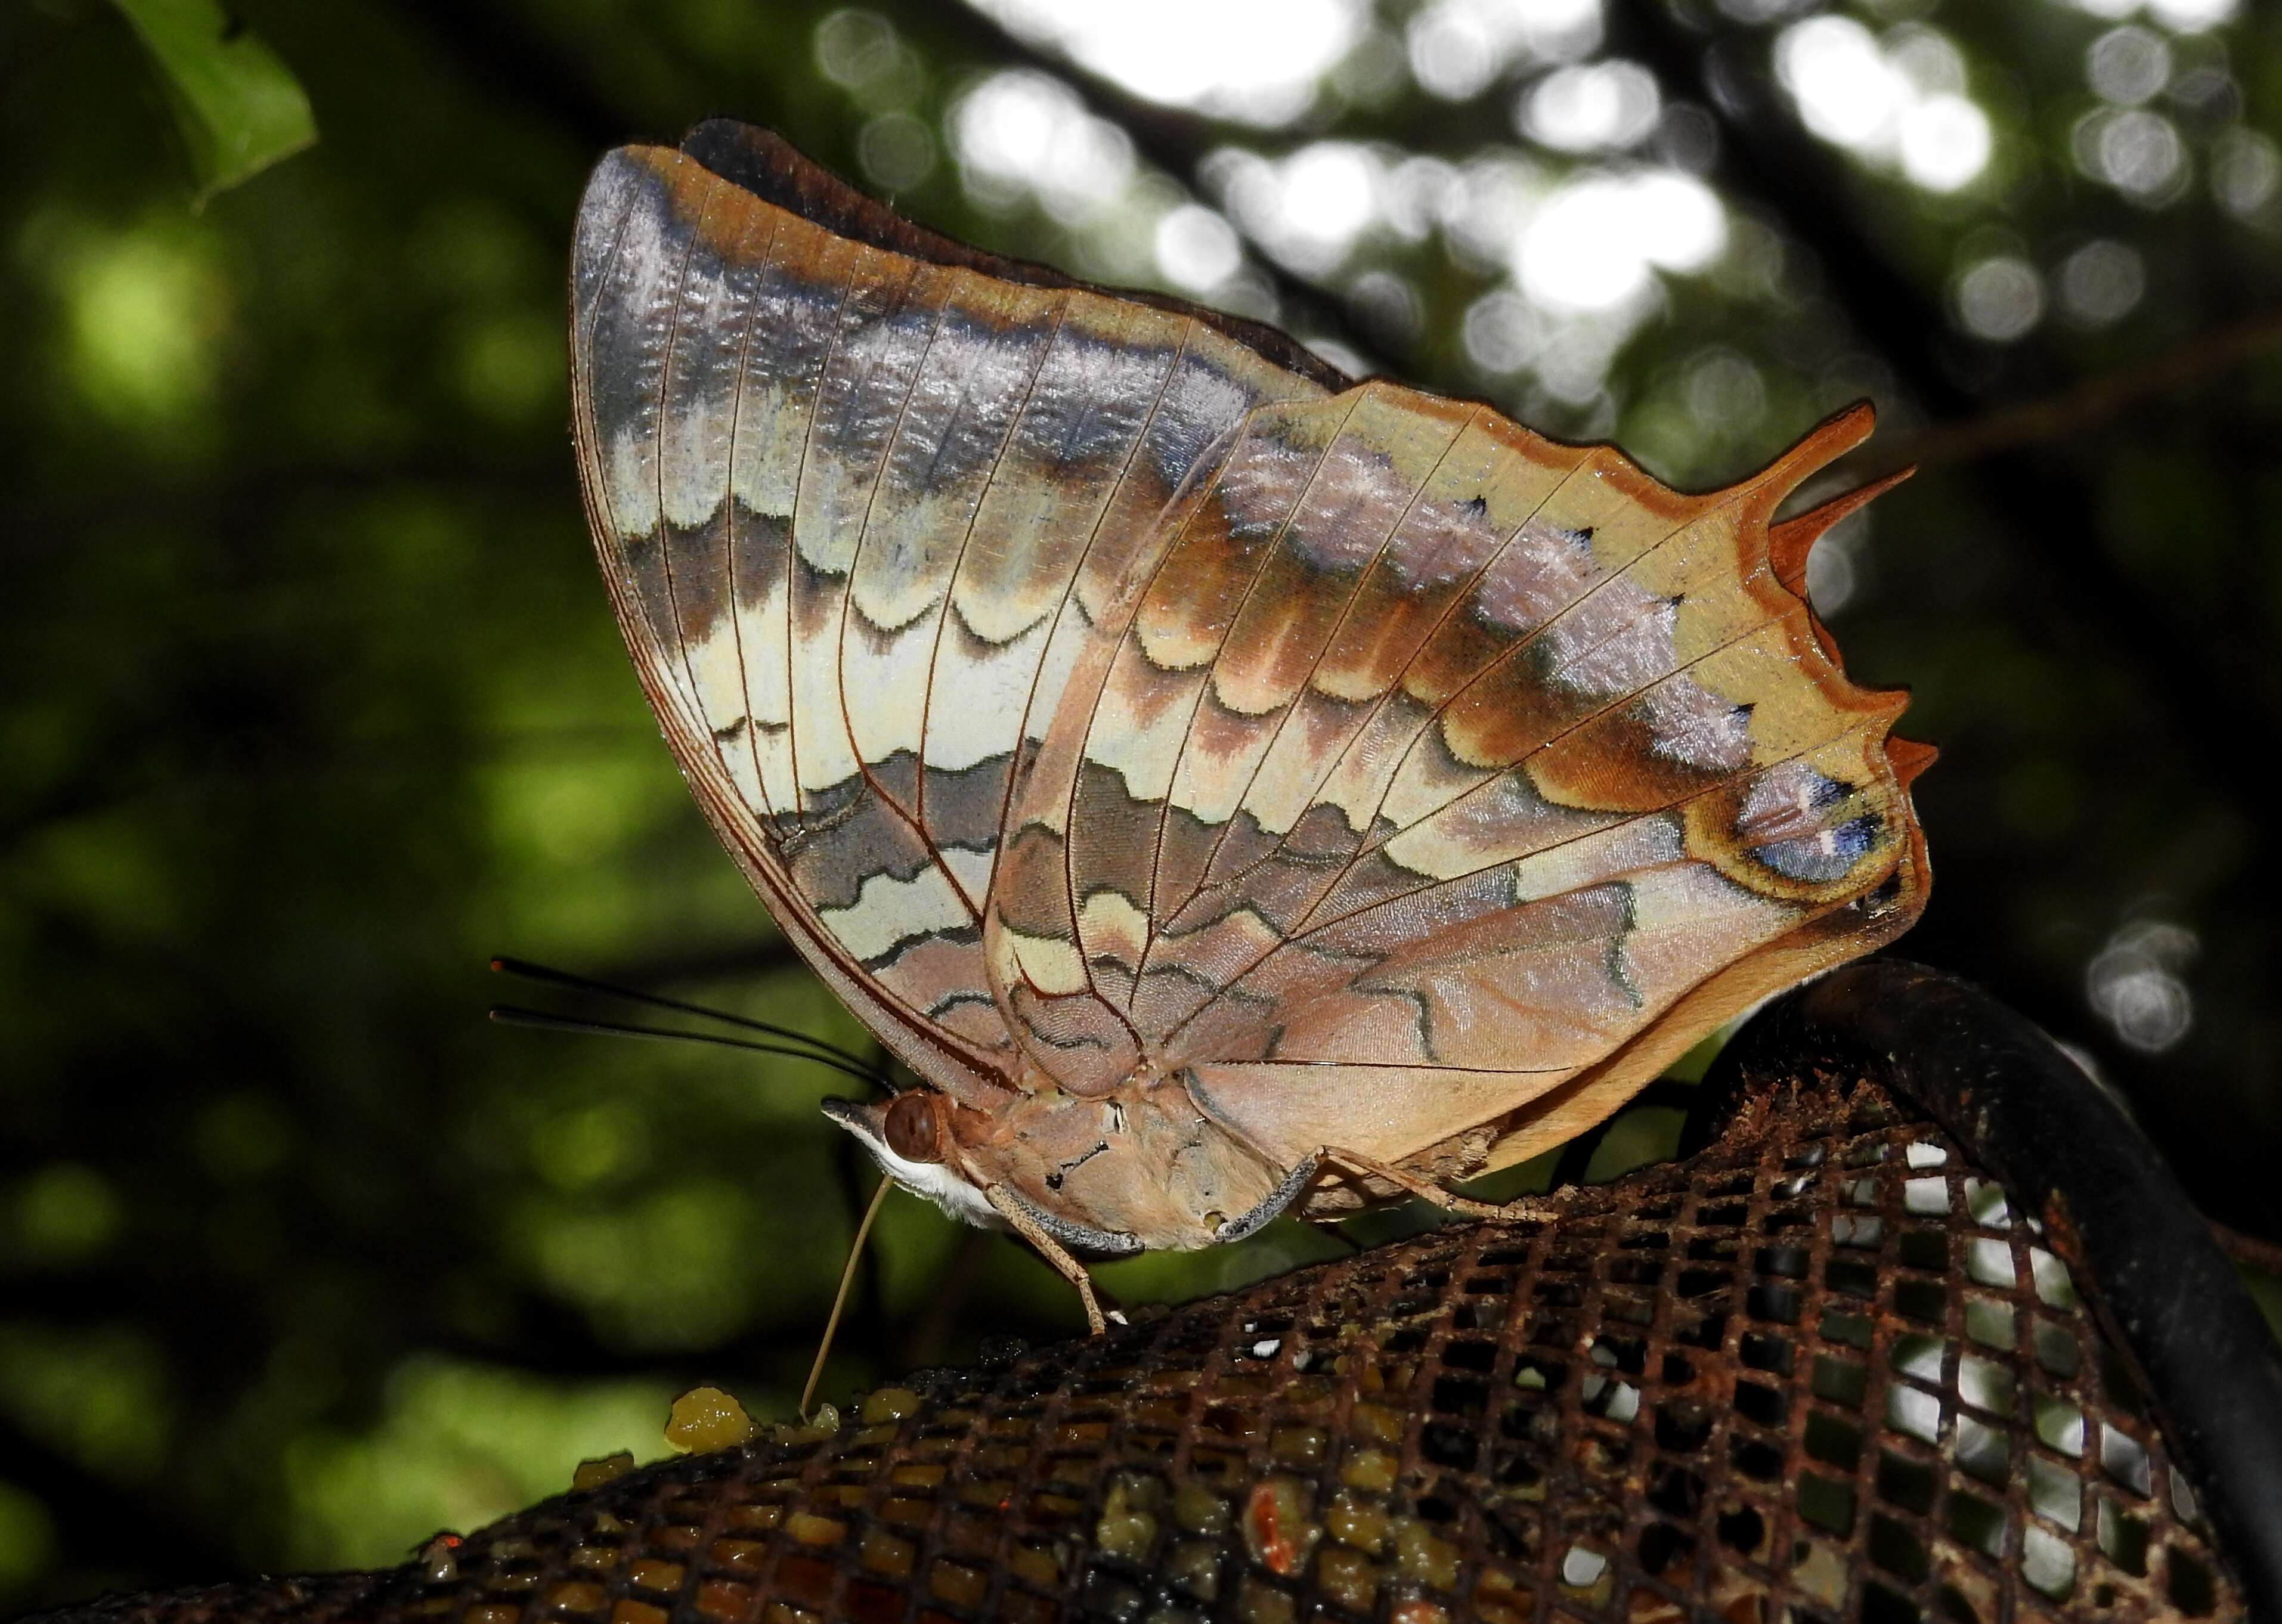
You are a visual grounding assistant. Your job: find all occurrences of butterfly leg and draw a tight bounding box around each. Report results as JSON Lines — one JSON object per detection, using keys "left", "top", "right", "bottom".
{"left": 1321, "top": 1147, "right": 1566, "bottom": 1224}
{"left": 984, "top": 1184, "right": 1109, "bottom": 1335}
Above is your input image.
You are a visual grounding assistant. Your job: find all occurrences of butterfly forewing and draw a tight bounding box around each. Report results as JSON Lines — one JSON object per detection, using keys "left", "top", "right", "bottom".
{"left": 569, "top": 135, "right": 1329, "bottom": 1101}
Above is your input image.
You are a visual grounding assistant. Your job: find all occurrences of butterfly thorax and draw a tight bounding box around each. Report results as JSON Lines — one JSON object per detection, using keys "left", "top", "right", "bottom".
{"left": 828, "top": 1077, "right": 1306, "bottom": 1254}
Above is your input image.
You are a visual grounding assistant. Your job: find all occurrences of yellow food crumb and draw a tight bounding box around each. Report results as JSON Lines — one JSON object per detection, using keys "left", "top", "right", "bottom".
{"left": 624, "top": 1559, "right": 683, "bottom": 1592}
{"left": 1325, "top": 1491, "right": 1389, "bottom": 1555}
{"left": 857, "top": 1386, "right": 921, "bottom": 1425}
{"left": 1391, "top": 1601, "right": 1451, "bottom": 1624}
{"left": 857, "top": 1526, "right": 916, "bottom": 1577}
{"left": 1094, "top": 1473, "right": 1163, "bottom": 1560}
{"left": 1171, "top": 1483, "right": 1230, "bottom": 1536}
{"left": 1317, "top": 1546, "right": 1378, "bottom": 1613}
{"left": 665, "top": 1386, "right": 759, "bottom": 1453}
{"left": 1007, "top": 1543, "right": 1061, "bottom": 1587}
{"left": 1393, "top": 1518, "right": 1460, "bottom": 1590}
{"left": 572, "top": 1451, "right": 636, "bottom": 1491}
{"left": 784, "top": 1512, "right": 846, "bottom": 1547}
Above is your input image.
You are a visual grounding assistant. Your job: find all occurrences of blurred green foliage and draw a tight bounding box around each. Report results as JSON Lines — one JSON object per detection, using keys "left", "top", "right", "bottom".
{"left": 3, "top": 0, "right": 2281, "bottom": 1609}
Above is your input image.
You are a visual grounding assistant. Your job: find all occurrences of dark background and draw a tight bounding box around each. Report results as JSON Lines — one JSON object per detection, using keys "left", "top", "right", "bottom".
{"left": 4, "top": 0, "right": 2280, "bottom": 1607}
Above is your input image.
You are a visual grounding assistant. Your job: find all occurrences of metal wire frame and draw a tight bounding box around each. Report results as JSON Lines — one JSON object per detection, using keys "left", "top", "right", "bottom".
{"left": 18, "top": 960, "right": 2281, "bottom": 1624}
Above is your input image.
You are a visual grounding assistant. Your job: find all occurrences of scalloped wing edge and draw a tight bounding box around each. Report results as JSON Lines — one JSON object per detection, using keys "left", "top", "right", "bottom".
{"left": 1436, "top": 402, "right": 1934, "bottom": 1187}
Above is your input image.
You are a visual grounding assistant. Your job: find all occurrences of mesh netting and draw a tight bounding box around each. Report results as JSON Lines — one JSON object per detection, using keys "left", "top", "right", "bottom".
{"left": 26, "top": 1067, "right": 2248, "bottom": 1624}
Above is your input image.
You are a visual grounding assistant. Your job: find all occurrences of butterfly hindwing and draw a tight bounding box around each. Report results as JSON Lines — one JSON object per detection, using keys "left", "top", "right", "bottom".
{"left": 997, "top": 383, "right": 1927, "bottom": 1190}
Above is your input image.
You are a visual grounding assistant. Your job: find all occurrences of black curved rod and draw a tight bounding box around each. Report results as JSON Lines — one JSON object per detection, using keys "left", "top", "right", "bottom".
{"left": 1712, "top": 957, "right": 2282, "bottom": 1620}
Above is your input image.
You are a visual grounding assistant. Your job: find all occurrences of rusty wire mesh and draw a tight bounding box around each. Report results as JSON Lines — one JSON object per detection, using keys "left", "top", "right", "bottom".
{"left": 23, "top": 1060, "right": 2255, "bottom": 1624}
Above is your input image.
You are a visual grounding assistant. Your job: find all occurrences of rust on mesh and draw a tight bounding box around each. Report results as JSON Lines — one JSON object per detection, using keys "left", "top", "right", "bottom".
{"left": 24, "top": 1067, "right": 2249, "bottom": 1624}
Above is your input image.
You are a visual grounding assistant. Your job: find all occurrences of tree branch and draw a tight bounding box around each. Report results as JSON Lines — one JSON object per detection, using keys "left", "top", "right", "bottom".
{"left": 1886, "top": 309, "right": 2282, "bottom": 473}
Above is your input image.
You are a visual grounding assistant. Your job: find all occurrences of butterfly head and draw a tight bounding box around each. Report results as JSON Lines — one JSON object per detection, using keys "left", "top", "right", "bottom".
{"left": 820, "top": 1092, "right": 1002, "bottom": 1231}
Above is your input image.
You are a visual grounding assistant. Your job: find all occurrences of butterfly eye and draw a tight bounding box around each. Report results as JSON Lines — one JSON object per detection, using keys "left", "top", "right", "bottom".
{"left": 883, "top": 1092, "right": 943, "bottom": 1164}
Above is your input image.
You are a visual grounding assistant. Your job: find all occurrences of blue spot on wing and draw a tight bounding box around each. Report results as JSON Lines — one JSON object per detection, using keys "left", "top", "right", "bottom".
{"left": 1750, "top": 813, "right": 1882, "bottom": 884}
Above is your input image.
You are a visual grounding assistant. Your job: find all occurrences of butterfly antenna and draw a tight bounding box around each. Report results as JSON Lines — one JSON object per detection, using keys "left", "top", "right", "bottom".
{"left": 489, "top": 956, "right": 880, "bottom": 1071}
{"left": 488, "top": 1006, "right": 894, "bottom": 1092}
{"left": 801, "top": 1174, "right": 892, "bottom": 1422}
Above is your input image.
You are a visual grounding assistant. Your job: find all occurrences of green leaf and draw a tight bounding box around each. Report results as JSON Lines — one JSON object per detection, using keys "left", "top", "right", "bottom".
{"left": 110, "top": 0, "right": 317, "bottom": 207}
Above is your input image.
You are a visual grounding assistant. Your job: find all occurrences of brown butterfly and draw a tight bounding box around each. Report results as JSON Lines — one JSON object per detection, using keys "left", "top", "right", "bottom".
{"left": 569, "top": 121, "right": 1931, "bottom": 1332}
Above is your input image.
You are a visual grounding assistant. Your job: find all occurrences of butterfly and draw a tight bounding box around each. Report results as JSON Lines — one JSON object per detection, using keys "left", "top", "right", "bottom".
{"left": 568, "top": 120, "right": 1931, "bottom": 1332}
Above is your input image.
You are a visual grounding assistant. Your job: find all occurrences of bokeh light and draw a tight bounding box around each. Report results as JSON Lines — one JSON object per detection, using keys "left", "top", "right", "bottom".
{"left": 2055, "top": 238, "right": 2147, "bottom": 325}
{"left": 949, "top": 70, "right": 1135, "bottom": 221}
{"left": 1683, "top": 348, "right": 1767, "bottom": 438}
{"left": 1778, "top": 17, "right": 1906, "bottom": 150}
{"left": 2056, "top": 0, "right": 2237, "bottom": 23}
{"left": 856, "top": 111, "right": 936, "bottom": 192}
{"left": 813, "top": 9, "right": 923, "bottom": 108}
{"left": 1210, "top": 142, "right": 1385, "bottom": 277}
{"left": 1953, "top": 254, "right": 2046, "bottom": 341}
{"left": 1462, "top": 289, "right": 1543, "bottom": 375}
{"left": 1439, "top": 152, "right": 1545, "bottom": 275}
{"left": 1513, "top": 169, "right": 1726, "bottom": 314}
{"left": 1518, "top": 60, "right": 1659, "bottom": 152}
{"left": 1899, "top": 95, "right": 1995, "bottom": 192}
{"left": 2211, "top": 126, "right": 2281, "bottom": 216}
{"left": 1407, "top": 0, "right": 1602, "bottom": 101}
{"left": 2087, "top": 921, "right": 2199, "bottom": 1055}
{"left": 23, "top": 213, "right": 231, "bottom": 440}
{"left": 1803, "top": 513, "right": 1869, "bottom": 619}
{"left": 11, "top": 1165, "right": 122, "bottom": 1267}
{"left": 968, "top": 0, "right": 1364, "bottom": 126}
{"left": 1775, "top": 17, "right": 1993, "bottom": 193}
{"left": 2145, "top": 0, "right": 2238, "bottom": 27}
{"left": 2085, "top": 25, "right": 2171, "bottom": 104}
{"left": 2072, "top": 106, "right": 2188, "bottom": 203}
{"left": 1152, "top": 203, "right": 1244, "bottom": 293}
